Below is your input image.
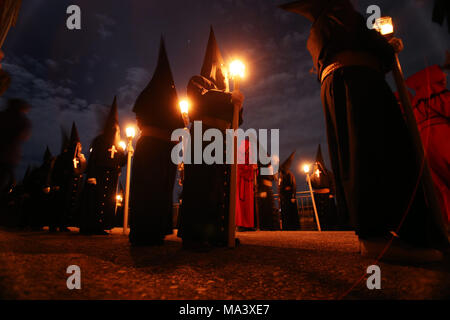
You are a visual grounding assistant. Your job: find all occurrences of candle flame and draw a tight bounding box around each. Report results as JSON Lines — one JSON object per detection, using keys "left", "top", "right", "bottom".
{"left": 229, "top": 60, "right": 245, "bottom": 78}
{"left": 179, "top": 99, "right": 189, "bottom": 115}
{"left": 126, "top": 127, "right": 136, "bottom": 139}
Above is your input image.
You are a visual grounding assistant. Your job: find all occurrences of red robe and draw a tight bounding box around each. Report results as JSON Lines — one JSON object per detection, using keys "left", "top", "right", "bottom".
{"left": 406, "top": 65, "right": 450, "bottom": 224}
{"left": 236, "top": 139, "right": 256, "bottom": 228}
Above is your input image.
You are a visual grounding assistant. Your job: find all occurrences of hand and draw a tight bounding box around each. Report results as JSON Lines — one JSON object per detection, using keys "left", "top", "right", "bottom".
{"left": 231, "top": 90, "right": 244, "bottom": 109}
{"left": 87, "top": 178, "right": 97, "bottom": 185}
{"left": 389, "top": 37, "right": 404, "bottom": 54}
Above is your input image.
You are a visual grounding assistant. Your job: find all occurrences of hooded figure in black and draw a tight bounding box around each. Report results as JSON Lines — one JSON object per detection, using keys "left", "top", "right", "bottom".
{"left": 281, "top": 1, "right": 449, "bottom": 253}
{"left": 80, "top": 97, "right": 126, "bottom": 235}
{"left": 128, "top": 38, "right": 183, "bottom": 246}
{"left": 310, "top": 144, "right": 338, "bottom": 230}
{"left": 50, "top": 122, "right": 86, "bottom": 232}
{"left": 256, "top": 163, "right": 279, "bottom": 230}
{"left": 177, "top": 27, "right": 244, "bottom": 249}
{"left": 279, "top": 152, "right": 300, "bottom": 230}
{"left": 29, "top": 146, "right": 55, "bottom": 229}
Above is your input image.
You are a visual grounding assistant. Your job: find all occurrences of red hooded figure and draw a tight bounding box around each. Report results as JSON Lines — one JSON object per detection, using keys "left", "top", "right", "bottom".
{"left": 236, "top": 138, "right": 256, "bottom": 228}
{"left": 406, "top": 65, "right": 450, "bottom": 225}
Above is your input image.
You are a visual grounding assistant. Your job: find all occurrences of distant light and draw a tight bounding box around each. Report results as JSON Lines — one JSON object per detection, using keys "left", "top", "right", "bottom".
{"left": 229, "top": 60, "right": 245, "bottom": 78}
{"left": 126, "top": 127, "right": 136, "bottom": 139}
{"left": 374, "top": 16, "right": 394, "bottom": 35}
{"left": 179, "top": 99, "right": 189, "bottom": 115}
{"left": 303, "top": 164, "right": 310, "bottom": 174}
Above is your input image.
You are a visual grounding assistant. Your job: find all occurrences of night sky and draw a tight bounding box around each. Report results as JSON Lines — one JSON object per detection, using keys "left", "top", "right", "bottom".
{"left": 1, "top": 0, "right": 449, "bottom": 190}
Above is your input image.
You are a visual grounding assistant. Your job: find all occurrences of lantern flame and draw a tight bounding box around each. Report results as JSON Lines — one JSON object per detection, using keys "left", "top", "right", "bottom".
{"left": 303, "top": 164, "right": 310, "bottom": 174}
{"left": 119, "top": 141, "right": 126, "bottom": 151}
{"left": 229, "top": 60, "right": 245, "bottom": 79}
{"left": 374, "top": 17, "right": 394, "bottom": 36}
{"left": 126, "top": 127, "right": 136, "bottom": 139}
{"left": 179, "top": 99, "right": 189, "bottom": 115}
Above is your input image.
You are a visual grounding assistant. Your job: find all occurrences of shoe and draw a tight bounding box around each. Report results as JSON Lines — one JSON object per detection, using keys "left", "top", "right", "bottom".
{"left": 360, "top": 238, "right": 443, "bottom": 263}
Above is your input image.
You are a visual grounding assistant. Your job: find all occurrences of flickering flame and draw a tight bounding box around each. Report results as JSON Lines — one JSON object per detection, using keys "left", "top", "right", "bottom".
{"left": 179, "top": 99, "right": 189, "bottom": 115}
{"left": 116, "top": 194, "right": 123, "bottom": 202}
{"left": 229, "top": 60, "right": 245, "bottom": 78}
{"left": 303, "top": 164, "right": 310, "bottom": 174}
{"left": 126, "top": 127, "right": 136, "bottom": 139}
{"left": 119, "top": 141, "right": 126, "bottom": 151}
{"left": 374, "top": 17, "right": 394, "bottom": 36}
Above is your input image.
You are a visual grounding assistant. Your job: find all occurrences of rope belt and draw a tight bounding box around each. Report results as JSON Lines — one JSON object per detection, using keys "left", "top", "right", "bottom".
{"left": 321, "top": 51, "right": 383, "bottom": 84}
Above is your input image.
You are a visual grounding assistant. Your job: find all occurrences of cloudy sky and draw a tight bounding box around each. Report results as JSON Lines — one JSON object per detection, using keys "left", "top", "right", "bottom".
{"left": 1, "top": 0, "right": 449, "bottom": 190}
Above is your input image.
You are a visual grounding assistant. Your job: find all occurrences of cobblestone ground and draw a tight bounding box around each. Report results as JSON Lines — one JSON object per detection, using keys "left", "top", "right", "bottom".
{"left": 0, "top": 228, "right": 448, "bottom": 300}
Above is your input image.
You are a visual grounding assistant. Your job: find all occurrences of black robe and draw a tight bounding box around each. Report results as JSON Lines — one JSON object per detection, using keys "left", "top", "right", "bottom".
{"left": 279, "top": 170, "right": 300, "bottom": 230}
{"left": 304, "top": 0, "right": 448, "bottom": 247}
{"left": 129, "top": 134, "right": 177, "bottom": 245}
{"left": 256, "top": 170, "right": 280, "bottom": 230}
{"left": 178, "top": 75, "right": 239, "bottom": 245}
{"left": 50, "top": 150, "right": 86, "bottom": 229}
{"left": 80, "top": 135, "right": 126, "bottom": 233}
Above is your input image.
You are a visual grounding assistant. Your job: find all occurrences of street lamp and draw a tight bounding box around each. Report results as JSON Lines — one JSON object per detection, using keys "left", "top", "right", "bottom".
{"left": 302, "top": 163, "right": 321, "bottom": 232}
{"left": 374, "top": 17, "right": 443, "bottom": 224}
{"left": 228, "top": 59, "right": 246, "bottom": 248}
{"left": 123, "top": 126, "right": 136, "bottom": 234}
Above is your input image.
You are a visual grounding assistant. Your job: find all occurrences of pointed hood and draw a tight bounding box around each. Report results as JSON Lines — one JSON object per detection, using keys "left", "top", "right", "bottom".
{"left": 42, "top": 146, "right": 52, "bottom": 164}
{"left": 60, "top": 126, "right": 70, "bottom": 154}
{"left": 315, "top": 144, "right": 326, "bottom": 168}
{"left": 103, "top": 96, "right": 119, "bottom": 145}
{"left": 311, "top": 144, "right": 331, "bottom": 189}
{"left": 69, "top": 122, "right": 80, "bottom": 145}
{"left": 279, "top": 0, "right": 331, "bottom": 23}
{"left": 133, "top": 37, "right": 183, "bottom": 131}
{"left": 280, "top": 151, "right": 295, "bottom": 172}
{"left": 200, "top": 27, "right": 228, "bottom": 90}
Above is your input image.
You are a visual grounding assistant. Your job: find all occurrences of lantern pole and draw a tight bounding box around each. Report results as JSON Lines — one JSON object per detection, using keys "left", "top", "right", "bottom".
{"left": 304, "top": 165, "right": 321, "bottom": 232}
{"left": 375, "top": 17, "right": 446, "bottom": 231}
{"left": 228, "top": 60, "right": 245, "bottom": 248}
{"left": 123, "top": 127, "right": 135, "bottom": 235}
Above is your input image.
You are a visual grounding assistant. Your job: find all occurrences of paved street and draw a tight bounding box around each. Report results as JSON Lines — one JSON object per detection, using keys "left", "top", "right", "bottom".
{"left": 0, "top": 228, "right": 448, "bottom": 300}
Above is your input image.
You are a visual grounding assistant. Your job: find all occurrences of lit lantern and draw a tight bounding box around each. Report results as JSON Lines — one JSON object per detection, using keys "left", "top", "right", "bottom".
{"left": 126, "top": 126, "right": 136, "bottom": 139}
{"left": 303, "top": 164, "right": 310, "bottom": 174}
{"left": 119, "top": 141, "right": 126, "bottom": 151}
{"left": 374, "top": 16, "right": 394, "bottom": 36}
{"left": 229, "top": 60, "right": 246, "bottom": 79}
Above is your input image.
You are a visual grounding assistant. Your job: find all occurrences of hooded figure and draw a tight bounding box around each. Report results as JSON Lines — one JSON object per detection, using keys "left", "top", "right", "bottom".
{"left": 278, "top": 152, "right": 300, "bottom": 230}
{"left": 406, "top": 65, "right": 450, "bottom": 225}
{"left": 50, "top": 122, "right": 86, "bottom": 232}
{"left": 178, "top": 27, "right": 244, "bottom": 250}
{"left": 236, "top": 138, "right": 256, "bottom": 229}
{"left": 29, "top": 146, "right": 55, "bottom": 229}
{"left": 80, "top": 97, "right": 126, "bottom": 234}
{"left": 128, "top": 38, "right": 183, "bottom": 246}
{"left": 310, "top": 144, "right": 338, "bottom": 230}
{"left": 281, "top": 0, "right": 449, "bottom": 258}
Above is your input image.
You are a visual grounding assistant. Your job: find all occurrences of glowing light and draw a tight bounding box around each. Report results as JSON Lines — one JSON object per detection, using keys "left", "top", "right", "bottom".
{"left": 119, "top": 141, "right": 126, "bottom": 151}
{"left": 303, "top": 164, "right": 310, "bottom": 174}
{"left": 374, "top": 17, "right": 394, "bottom": 36}
{"left": 229, "top": 60, "right": 245, "bottom": 79}
{"left": 116, "top": 195, "right": 123, "bottom": 202}
{"left": 179, "top": 99, "right": 189, "bottom": 115}
{"left": 126, "top": 127, "right": 136, "bottom": 139}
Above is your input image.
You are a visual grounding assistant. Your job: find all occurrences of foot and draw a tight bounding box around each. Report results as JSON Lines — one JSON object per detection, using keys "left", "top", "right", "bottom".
{"left": 360, "top": 238, "right": 443, "bottom": 263}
